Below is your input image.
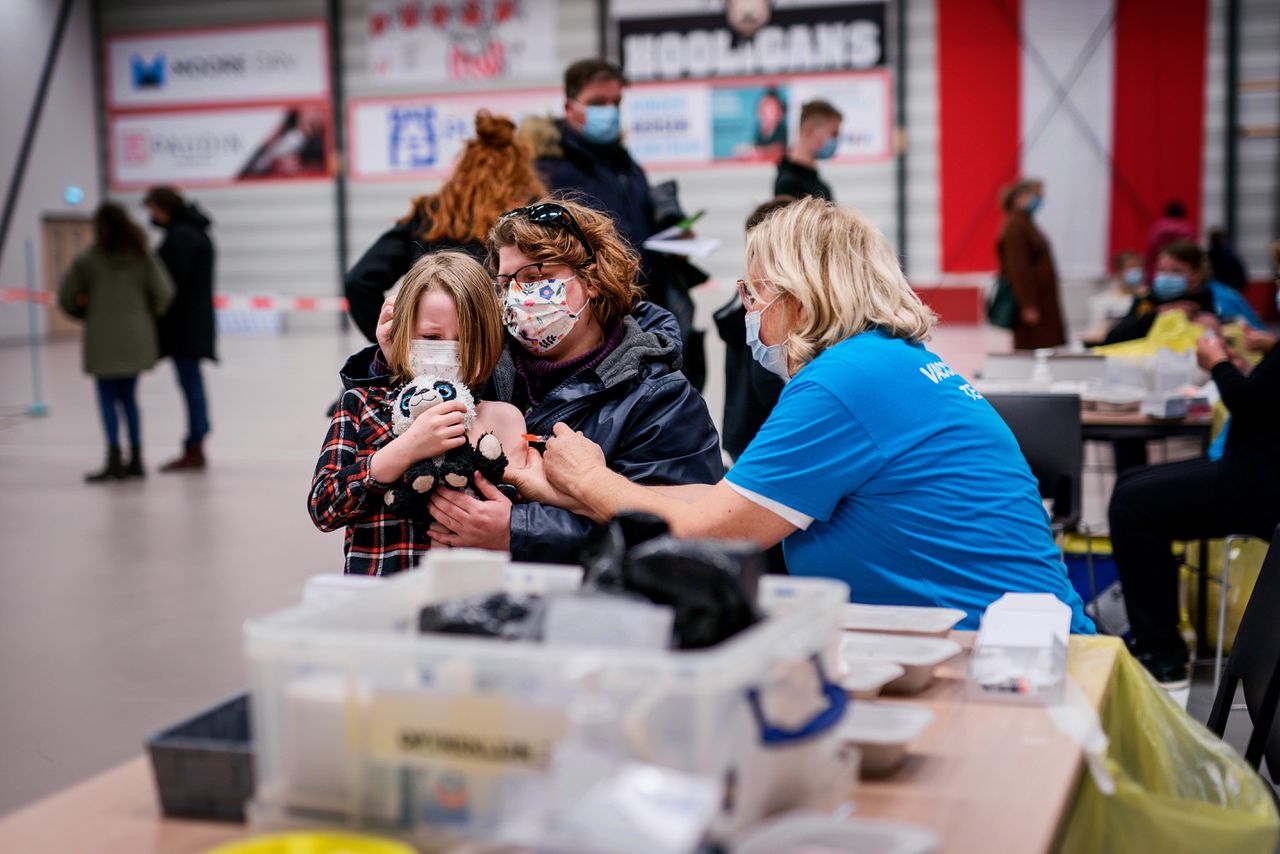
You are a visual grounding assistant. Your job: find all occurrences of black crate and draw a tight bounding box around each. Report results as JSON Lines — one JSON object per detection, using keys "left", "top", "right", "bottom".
{"left": 145, "top": 693, "right": 254, "bottom": 822}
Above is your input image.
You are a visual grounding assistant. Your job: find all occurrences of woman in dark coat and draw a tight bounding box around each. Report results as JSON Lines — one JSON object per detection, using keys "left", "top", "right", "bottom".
{"left": 344, "top": 112, "right": 546, "bottom": 341}
{"left": 997, "top": 178, "right": 1067, "bottom": 350}
{"left": 144, "top": 186, "right": 216, "bottom": 471}
{"left": 59, "top": 203, "right": 174, "bottom": 481}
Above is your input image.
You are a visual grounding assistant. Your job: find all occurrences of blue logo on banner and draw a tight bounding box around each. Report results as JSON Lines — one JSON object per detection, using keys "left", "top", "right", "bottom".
{"left": 388, "top": 107, "right": 438, "bottom": 169}
{"left": 131, "top": 53, "right": 165, "bottom": 89}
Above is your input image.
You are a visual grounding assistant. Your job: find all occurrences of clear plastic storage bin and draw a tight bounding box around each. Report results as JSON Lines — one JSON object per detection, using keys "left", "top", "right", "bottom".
{"left": 244, "top": 554, "right": 849, "bottom": 850}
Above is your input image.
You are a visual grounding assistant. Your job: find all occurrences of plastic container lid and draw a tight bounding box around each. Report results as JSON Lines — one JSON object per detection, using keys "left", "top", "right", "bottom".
{"left": 837, "top": 659, "right": 906, "bottom": 697}
{"left": 838, "top": 701, "right": 935, "bottom": 746}
{"left": 203, "top": 832, "right": 418, "bottom": 854}
{"left": 839, "top": 632, "right": 962, "bottom": 668}
{"left": 734, "top": 812, "right": 939, "bottom": 854}
{"left": 841, "top": 604, "right": 965, "bottom": 637}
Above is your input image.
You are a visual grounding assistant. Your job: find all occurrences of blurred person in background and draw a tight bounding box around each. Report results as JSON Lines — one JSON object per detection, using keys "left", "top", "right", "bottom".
{"left": 1110, "top": 319, "right": 1280, "bottom": 687}
{"left": 997, "top": 178, "right": 1066, "bottom": 350}
{"left": 1143, "top": 200, "right": 1196, "bottom": 283}
{"left": 1207, "top": 227, "right": 1248, "bottom": 293}
{"left": 1086, "top": 250, "right": 1145, "bottom": 342}
{"left": 58, "top": 203, "right": 174, "bottom": 482}
{"left": 773, "top": 100, "right": 842, "bottom": 201}
{"left": 144, "top": 186, "right": 216, "bottom": 471}
{"left": 345, "top": 111, "right": 545, "bottom": 342}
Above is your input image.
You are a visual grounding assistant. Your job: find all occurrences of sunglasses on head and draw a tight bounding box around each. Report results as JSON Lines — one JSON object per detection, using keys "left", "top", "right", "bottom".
{"left": 499, "top": 203, "right": 597, "bottom": 264}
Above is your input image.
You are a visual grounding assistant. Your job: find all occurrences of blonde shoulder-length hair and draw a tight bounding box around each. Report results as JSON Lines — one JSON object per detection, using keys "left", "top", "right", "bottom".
{"left": 386, "top": 251, "right": 505, "bottom": 388}
{"left": 744, "top": 197, "right": 936, "bottom": 375}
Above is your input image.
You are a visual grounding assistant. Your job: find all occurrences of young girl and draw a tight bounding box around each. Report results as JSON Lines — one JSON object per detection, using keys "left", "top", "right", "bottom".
{"left": 309, "top": 251, "right": 526, "bottom": 575}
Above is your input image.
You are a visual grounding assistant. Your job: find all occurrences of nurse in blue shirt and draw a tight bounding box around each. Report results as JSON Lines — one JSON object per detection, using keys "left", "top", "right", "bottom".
{"left": 511, "top": 197, "right": 1093, "bottom": 633}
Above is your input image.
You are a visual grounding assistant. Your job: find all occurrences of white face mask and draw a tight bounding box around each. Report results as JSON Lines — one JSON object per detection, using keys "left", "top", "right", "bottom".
{"left": 409, "top": 339, "right": 462, "bottom": 381}
{"left": 503, "top": 275, "right": 585, "bottom": 356}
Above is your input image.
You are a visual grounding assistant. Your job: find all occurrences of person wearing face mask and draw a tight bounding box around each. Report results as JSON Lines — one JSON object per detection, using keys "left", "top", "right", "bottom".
{"left": 1087, "top": 251, "right": 1146, "bottom": 342}
{"left": 337, "top": 198, "right": 723, "bottom": 562}
{"left": 520, "top": 59, "right": 707, "bottom": 381}
{"left": 1103, "top": 241, "right": 1219, "bottom": 346}
{"left": 996, "top": 177, "right": 1066, "bottom": 350}
{"left": 143, "top": 185, "right": 216, "bottom": 472}
{"left": 773, "top": 100, "right": 842, "bottom": 201}
{"left": 1109, "top": 315, "right": 1280, "bottom": 687}
{"left": 510, "top": 198, "right": 1093, "bottom": 633}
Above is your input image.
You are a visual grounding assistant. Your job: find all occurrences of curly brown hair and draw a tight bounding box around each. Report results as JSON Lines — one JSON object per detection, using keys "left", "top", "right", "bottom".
{"left": 486, "top": 194, "right": 642, "bottom": 330}
{"left": 399, "top": 111, "right": 546, "bottom": 246}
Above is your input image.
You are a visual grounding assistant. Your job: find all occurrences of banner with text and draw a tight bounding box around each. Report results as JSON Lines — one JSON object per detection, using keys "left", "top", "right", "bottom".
{"left": 617, "top": 1, "right": 885, "bottom": 81}
{"left": 349, "top": 91, "right": 560, "bottom": 179}
{"left": 366, "top": 0, "right": 557, "bottom": 84}
{"left": 106, "top": 22, "right": 329, "bottom": 110}
{"left": 109, "top": 104, "right": 332, "bottom": 190}
{"left": 348, "top": 70, "right": 889, "bottom": 180}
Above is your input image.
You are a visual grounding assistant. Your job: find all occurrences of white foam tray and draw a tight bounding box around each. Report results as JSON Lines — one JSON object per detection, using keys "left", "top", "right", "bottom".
{"left": 734, "top": 813, "right": 938, "bottom": 854}
{"left": 838, "top": 701, "right": 935, "bottom": 777}
{"left": 841, "top": 603, "right": 966, "bottom": 637}
{"left": 838, "top": 659, "right": 906, "bottom": 699}
{"left": 839, "top": 633, "right": 962, "bottom": 694}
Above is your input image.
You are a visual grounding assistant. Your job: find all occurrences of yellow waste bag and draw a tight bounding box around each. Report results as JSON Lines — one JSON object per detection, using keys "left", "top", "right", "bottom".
{"left": 1058, "top": 649, "right": 1279, "bottom": 854}
{"left": 1092, "top": 311, "right": 1204, "bottom": 357}
{"left": 1180, "top": 536, "right": 1270, "bottom": 654}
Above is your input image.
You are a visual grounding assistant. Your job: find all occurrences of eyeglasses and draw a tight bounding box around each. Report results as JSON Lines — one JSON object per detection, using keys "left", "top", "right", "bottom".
{"left": 495, "top": 262, "right": 557, "bottom": 291}
{"left": 736, "top": 278, "right": 776, "bottom": 312}
{"left": 499, "top": 203, "right": 597, "bottom": 265}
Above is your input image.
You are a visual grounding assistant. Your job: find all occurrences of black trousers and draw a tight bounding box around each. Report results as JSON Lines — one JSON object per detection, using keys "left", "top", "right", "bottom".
{"left": 1109, "top": 458, "right": 1278, "bottom": 657}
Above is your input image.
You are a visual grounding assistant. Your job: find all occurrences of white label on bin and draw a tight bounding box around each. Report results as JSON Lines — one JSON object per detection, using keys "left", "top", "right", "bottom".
{"left": 362, "top": 691, "right": 569, "bottom": 774}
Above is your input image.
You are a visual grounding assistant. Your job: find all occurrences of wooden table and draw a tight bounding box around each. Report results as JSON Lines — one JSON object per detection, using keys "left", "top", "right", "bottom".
{"left": 0, "top": 635, "right": 1123, "bottom": 854}
{"left": 1080, "top": 408, "right": 1213, "bottom": 443}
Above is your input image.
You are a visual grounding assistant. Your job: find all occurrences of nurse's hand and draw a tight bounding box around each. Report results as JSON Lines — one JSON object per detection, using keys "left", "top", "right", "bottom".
{"left": 504, "top": 448, "right": 590, "bottom": 516}
{"left": 543, "top": 422, "right": 608, "bottom": 496}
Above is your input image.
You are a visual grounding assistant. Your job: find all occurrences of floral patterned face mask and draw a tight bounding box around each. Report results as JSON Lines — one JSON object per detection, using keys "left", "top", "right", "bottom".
{"left": 503, "top": 275, "right": 586, "bottom": 356}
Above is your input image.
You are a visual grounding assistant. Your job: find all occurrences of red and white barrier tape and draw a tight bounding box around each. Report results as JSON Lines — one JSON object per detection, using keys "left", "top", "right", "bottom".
{"left": 2, "top": 289, "right": 348, "bottom": 312}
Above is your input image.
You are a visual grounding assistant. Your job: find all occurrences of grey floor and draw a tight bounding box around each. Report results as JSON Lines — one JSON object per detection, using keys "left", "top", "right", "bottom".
{"left": 0, "top": 306, "right": 1263, "bottom": 817}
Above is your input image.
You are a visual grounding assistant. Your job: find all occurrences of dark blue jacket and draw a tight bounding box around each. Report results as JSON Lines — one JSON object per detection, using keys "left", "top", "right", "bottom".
{"left": 339, "top": 302, "right": 724, "bottom": 563}
{"left": 537, "top": 119, "right": 655, "bottom": 253}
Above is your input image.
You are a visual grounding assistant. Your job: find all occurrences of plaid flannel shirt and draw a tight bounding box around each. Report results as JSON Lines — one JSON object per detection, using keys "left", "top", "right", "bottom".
{"left": 308, "top": 385, "right": 431, "bottom": 575}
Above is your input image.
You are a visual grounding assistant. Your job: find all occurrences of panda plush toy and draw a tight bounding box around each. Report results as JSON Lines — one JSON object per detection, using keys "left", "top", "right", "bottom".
{"left": 383, "top": 374, "right": 508, "bottom": 519}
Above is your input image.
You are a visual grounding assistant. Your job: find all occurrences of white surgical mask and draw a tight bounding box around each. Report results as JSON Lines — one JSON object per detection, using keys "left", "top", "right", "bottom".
{"left": 744, "top": 297, "right": 791, "bottom": 382}
{"left": 503, "top": 275, "right": 585, "bottom": 356}
{"left": 409, "top": 339, "right": 462, "bottom": 381}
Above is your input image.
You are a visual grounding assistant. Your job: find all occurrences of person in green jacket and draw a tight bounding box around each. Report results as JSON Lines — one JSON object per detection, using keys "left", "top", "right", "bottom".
{"left": 59, "top": 202, "right": 174, "bottom": 482}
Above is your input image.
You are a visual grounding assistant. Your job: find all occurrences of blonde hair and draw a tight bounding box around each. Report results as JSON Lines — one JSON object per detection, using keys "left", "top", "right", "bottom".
{"left": 487, "top": 195, "right": 642, "bottom": 330}
{"left": 387, "top": 251, "right": 504, "bottom": 388}
{"left": 744, "top": 197, "right": 936, "bottom": 374}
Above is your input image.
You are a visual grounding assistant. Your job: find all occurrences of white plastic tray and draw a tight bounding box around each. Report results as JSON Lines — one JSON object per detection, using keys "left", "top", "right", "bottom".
{"left": 734, "top": 812, "right": 938, "bottom": 854}
{"left": 838, "top": 701, "right": 935, "bottom": 777}
{"left": 839, "top": 633, "right": 962, "bottom": 694}
{"left": 837, "top": 660, "right": 905, "bottom": 699}
{"left": 841, "top": 604, "right": 965, "bottom": 637}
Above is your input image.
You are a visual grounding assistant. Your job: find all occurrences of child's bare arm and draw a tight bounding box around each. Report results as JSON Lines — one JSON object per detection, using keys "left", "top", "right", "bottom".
{"left": 474, "top": 401, "right": 529, "bottom": 469}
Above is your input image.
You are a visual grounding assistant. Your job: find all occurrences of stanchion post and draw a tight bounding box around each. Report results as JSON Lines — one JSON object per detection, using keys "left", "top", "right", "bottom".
{"left": 25, "top": 239, "right": 49, "bottom": 417}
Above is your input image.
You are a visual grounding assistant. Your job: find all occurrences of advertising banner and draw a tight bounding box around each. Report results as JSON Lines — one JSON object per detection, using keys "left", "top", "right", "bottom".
{"left": 347, "top": 70, "right": 889, "bottom": 180}
{"left": 366, "top": 0, "right": 558, "bottom": 83}
{"left": 349, "top": 91, "right": 561, "bottom": 179}
{"left": 106, "top": 22, "right": 329, "bottom": 109}
{"left": 616, "top": 1, "right": 886, "bottom": 81}
{"left": 109, "top": 103, "right": 332, "bottom": 190}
